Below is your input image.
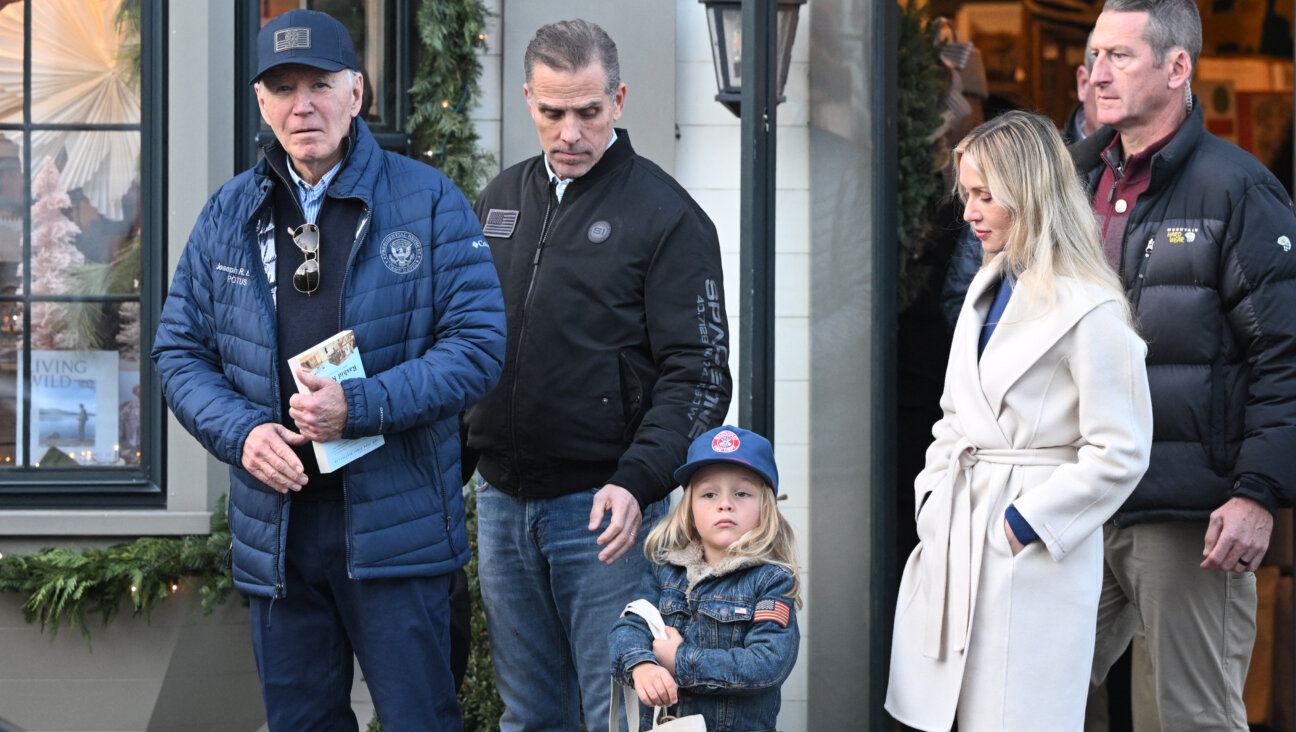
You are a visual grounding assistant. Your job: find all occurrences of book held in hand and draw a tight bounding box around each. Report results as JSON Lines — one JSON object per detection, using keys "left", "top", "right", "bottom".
{"left": 286, "top": 330, "right": 384, "bottom": 473}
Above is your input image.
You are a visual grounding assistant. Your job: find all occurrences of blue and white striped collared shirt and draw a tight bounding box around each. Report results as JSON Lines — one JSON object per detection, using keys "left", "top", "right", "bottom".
{"left": 286, "top": 159, "right": 343, "bottom": 224}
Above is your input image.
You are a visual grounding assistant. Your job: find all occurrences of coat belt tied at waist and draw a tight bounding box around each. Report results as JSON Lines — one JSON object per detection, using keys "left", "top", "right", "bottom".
{"left": 922, "top": 439, "right": 1079, "bottom": 659}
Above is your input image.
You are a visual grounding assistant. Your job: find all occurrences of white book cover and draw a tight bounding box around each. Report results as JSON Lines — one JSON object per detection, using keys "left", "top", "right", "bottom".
{"left": 286, "top": 330, "right": 384, "bottom": 473}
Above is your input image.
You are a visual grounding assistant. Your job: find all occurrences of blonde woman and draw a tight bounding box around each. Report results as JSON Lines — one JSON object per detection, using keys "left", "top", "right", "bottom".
{"left": 886, "top": 111, "right": 1153, "bottom": 731}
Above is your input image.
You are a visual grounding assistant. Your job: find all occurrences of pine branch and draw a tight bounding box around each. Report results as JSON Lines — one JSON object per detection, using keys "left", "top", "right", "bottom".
{"left": 0, "top": 495, "right": 233, "bottom": 646}
{"left": 407, "top": 0, "right": 496, "bottom": 201}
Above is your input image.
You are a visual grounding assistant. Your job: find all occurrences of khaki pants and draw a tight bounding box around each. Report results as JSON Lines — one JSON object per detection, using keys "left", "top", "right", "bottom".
{"left": 1089, "top": 521, "right": 1257, "bottom": 731}
{"left": 1084, "top": 629, "right": 1160, "bottom": 732}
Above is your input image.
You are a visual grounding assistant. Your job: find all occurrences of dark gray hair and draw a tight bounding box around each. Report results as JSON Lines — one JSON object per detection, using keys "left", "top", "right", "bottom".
{"left": 524, "top": 19, "right": 621, "bottom": 97}
{"left": 1102, "top": 0, "right": 1201, "bottom": 68}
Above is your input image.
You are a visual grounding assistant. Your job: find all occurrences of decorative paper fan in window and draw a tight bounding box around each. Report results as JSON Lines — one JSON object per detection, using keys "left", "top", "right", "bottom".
{"left": 0, "top": 0, "right": 140, "bottom": 221}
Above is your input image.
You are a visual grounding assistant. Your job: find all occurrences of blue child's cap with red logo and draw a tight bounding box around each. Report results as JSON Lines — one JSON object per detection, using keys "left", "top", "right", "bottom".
{"left": 252, "top": 9, "right": 358, "bottom": 84}
{"left": 674, "top": 425, "right": 778, "bottom": 492}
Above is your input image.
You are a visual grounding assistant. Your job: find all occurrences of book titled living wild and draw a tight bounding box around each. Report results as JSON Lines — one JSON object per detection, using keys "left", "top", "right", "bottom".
{"left": 286, "top": 330, "right": 384, "bottom": 472}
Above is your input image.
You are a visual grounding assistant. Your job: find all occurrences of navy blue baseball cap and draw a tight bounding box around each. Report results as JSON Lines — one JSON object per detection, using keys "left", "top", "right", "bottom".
{"left": 252, "top": 9, "right": 358, "bottom": 84}
{"left": 674, "top": 425, "right": 779, "bottom": 492}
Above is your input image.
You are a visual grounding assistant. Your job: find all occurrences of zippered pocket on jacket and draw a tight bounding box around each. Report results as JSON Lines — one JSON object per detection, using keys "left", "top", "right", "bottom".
{"left": 618, "top": 350, "right": 652, "bottom": 442}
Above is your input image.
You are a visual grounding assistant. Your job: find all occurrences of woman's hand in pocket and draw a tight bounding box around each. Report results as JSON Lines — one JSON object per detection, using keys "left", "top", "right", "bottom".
{"left": 1005, "top": 519, "right": 1025, "bottom": 557}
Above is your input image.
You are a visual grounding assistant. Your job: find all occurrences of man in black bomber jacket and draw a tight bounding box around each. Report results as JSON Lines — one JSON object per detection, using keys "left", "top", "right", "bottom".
{"left": 462, "top": 19, "right": 731, "bottom": 732}
{"left": 1079, "top": 2, "right": 1296, "bottom": 728}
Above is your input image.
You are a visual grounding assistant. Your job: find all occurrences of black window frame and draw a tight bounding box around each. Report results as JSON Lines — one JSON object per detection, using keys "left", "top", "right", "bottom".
{"left": 0, "top": 1, "right": 167, "bottom": 508}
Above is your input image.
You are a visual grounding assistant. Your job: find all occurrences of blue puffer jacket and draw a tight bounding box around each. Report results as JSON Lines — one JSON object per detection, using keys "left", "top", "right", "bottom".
{"left": 152, "top": 119, "right": 506, "bottom": 598}
{"left": 610, "top": 545, "right": 799, "bottom": 732}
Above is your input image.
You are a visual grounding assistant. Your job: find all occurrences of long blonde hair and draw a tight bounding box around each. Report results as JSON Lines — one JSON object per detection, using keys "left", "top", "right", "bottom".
{"left": 954, "top": 110, "right": 1134, "bottom": 327}
{"left": 645, "top": 481, "right": 802, "bottom": 609}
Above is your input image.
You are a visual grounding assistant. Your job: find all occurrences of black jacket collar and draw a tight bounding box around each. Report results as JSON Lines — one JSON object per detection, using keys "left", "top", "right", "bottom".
{"left": 1071, "top": 97, "right": 1204, "bottom": 198}
{"left": 532, "top": 127, "right": 635, "bottom": 189}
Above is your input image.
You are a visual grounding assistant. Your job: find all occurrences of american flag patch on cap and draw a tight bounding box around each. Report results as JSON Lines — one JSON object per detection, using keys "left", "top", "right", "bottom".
{"left": 274, "top": 28, "right": 311, "bottom": 52}
{"left": 753, "top": 598, "right": 790, "bottom": 627}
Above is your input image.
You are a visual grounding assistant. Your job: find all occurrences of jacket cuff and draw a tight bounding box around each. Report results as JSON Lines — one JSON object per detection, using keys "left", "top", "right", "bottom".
{"left": 341, "top": 379, "right": 367, "bottom": 439}
{"left": 672, "top": 644, "right": 702, "bottom": 688}
{"left": 1231, "top": 474, "right": 1283, "bottom": 514}
{"left": 609, "top": 461, "right": 667, "bottom": 509}
{"left": 616, "top": 650, "right": 660, "bottom": 684}
{"left": 1005, "top": 504, "right": 1039, "bottom": 545}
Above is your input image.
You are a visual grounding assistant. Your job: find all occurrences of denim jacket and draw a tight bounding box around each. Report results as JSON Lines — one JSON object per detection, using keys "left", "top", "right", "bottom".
{"left": 610, "top": 544, "right": 799, "bottom": 732}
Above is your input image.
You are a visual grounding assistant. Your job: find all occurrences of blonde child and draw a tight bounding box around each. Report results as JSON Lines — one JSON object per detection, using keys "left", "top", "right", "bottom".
{"left": 609, "top": 425, "right": 801, "bottom": 732}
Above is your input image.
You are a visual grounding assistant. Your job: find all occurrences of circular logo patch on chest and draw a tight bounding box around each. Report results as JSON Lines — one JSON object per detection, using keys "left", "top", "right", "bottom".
{"left": 380, "top": 231, "right": 423, "bottom": 274}
{"left": 588, "top": 220, "right": 612, "bottom": 244}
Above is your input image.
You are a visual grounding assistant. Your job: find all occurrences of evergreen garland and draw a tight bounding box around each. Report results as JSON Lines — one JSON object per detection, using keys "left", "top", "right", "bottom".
{"left": 408, "top": 0, "right": 496, "bottom": 202}
{"left": 0, "top": 495, "right": 233, "bottom": 644}
{"left": 453, "top": 487, "right": 505, "bottom": 730}
{"left": 896, "top": 0, "right": 949, "bottom": 312}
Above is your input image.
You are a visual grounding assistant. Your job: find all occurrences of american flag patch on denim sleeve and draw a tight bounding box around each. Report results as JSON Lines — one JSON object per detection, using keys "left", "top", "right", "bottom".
{"left": 753, "top": 599, "right": 790, "bottom": 627}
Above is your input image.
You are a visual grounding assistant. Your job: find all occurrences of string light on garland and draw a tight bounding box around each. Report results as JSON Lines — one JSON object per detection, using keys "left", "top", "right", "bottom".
{"left": 0, "top": 494, "right": 234, "bottom": 642}
{"left": 408, "top": 0, "right": 495, "bottom": 200}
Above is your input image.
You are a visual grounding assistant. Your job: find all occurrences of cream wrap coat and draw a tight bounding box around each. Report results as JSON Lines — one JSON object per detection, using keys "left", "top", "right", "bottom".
{"left": 885, "top": 255, "right": 1153, "bottom": 731}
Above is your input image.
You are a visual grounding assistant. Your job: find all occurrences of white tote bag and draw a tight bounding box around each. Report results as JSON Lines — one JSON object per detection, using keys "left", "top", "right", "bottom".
{"left": 609, "top": 599, "right": 708, "bottom": 732}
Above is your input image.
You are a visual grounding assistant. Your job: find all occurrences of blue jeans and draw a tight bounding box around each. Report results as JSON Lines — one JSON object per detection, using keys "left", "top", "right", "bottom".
{"left": 249, "top": 500, "right": 462, "bottom": 732}
{"left": 476, "top": 484, "right": 667, "bottom": 732}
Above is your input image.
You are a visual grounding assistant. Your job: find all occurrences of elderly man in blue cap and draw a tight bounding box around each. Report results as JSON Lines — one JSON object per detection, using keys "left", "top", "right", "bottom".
{"left": 152, "top": 8, "right": 505, "bottom": 730}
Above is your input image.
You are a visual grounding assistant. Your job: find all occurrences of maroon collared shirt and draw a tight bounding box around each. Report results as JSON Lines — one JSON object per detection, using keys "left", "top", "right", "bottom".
{"left": 1092, "top": 129, "right": 1176, "bottom": 271}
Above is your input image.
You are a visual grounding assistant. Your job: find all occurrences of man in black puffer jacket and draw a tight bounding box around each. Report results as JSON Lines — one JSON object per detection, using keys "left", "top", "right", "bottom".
{"left": 463, "top": 19, "right": 731, "bottom": 732}
{"left": 1080, "top": 2, "right": 1296, "bottom": 728}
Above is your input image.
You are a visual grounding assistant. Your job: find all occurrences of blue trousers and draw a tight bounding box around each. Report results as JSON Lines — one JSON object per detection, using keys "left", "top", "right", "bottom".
{"left": 249, "top": 499, "right": 462, "bottom": 732}
{"left": 476, "top": 484, "right": 667, "bottom": 732}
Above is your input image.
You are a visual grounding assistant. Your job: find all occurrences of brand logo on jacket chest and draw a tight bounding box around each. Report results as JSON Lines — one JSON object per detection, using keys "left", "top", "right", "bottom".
{"left": 588, "top": 220, "right": 612, "bottom": 244}
{"left": 1165, "top": 227, "right": 1197, "bottom": 244}
{"left": 380, "top": 231, "right": 423, "bottom": 274}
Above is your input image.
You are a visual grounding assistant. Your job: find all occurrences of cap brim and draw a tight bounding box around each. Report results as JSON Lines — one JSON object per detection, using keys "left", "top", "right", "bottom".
{"left": 674, "top": 457, "right": 776, "bottom": 490}
{"left": 250, "top": 57, "right": 350, "bottom": 85}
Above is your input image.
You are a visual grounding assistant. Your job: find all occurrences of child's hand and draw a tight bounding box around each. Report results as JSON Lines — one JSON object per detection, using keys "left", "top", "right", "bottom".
{"left": 652, "top": 625, "right": 683, "bottom": 675}
{"left": 631, "top": 662, "right": 678, "bottom": 707}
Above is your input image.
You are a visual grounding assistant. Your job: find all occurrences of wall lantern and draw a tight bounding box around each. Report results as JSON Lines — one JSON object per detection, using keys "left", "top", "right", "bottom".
{"left": 699, "top": 0, "right": 805, "bottom": 117}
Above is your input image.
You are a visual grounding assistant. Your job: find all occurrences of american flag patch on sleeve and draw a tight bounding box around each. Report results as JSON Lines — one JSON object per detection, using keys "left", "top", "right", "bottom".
{"left": 753, "top": 599, "right": 790, "bottom": 627}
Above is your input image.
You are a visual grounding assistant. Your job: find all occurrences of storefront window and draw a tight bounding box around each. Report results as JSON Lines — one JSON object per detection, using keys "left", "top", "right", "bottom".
{"left": 0, "top": 0, "right": 149, "bottom": 478}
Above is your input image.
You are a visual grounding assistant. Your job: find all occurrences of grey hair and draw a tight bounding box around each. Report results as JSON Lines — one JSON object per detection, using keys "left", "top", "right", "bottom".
{"left": 1102, "top": 0, "right": 1201, "bottom": 69}
{"left": 524, "top": 19, "right": 621, "bottom": 97}
{"left": 1084, "top": 31, "right": 1095, "bottom": 72}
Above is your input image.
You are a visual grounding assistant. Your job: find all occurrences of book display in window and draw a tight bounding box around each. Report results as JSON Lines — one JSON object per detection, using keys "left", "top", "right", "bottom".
{"left": 16, "top": 349, "right": 119, "bottom": 466}
{"left": 286, "top": 330, "right": 384, "bottom": 473}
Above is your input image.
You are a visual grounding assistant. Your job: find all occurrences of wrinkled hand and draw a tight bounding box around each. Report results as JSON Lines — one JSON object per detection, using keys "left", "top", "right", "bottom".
{"left": 1004, "top": 519, "right": 1025, "bottom": 557}
{"left": 242, "top": 422, "right": 309, "bottom": 493}
{"left": 630, "top": 662, "right": 678, "bottom": 707}
{"left": 289, "top": 369, "right": 348, "bottom": 442}
{"left": 590, "top": 483, "right": 642, "bottom": 565}
{"left": 652, "top": 625, "right": 683, "bottom": 675}
{"left": 1202, "top": 496, "right": 1274, "bottom": 572}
